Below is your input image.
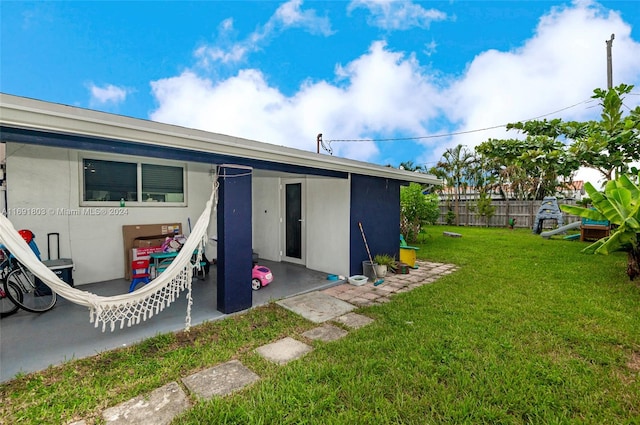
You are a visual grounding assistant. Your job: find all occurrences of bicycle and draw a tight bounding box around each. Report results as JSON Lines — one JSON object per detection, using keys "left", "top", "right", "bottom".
{"left": 0, "top": 248, "right": 22, "bottom": 317}
{"left": 0, "top": 246, "right": 57, "bottom": 314}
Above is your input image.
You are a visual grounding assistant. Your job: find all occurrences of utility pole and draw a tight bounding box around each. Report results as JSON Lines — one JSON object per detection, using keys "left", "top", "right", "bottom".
{"left": 606, "top": 34, "right": 615, "bottom": 89}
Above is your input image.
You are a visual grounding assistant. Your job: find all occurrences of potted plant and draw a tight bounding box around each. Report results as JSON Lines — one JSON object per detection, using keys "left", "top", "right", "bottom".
{"left": 373, "top": 254, "right": 397, "bottom": 276}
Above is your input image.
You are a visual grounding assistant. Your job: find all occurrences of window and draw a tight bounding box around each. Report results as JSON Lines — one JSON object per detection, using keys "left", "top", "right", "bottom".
{"left": 83, "top": 159, "right": 137, "bottom": 202}
{"left": 142, "top": 164, "right": 184, "bottom": 203}
{"left": 82, "top": 157, "right": 186, "bottom": 205}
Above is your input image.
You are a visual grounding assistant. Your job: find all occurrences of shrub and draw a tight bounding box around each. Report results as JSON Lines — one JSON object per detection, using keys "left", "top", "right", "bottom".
{"left": 561, "top": 172, "right": 640, "bottom": 280}
{"left": 445, "top": 210, "right": 456, "bottom": 226}
{"left": 400, "top": 184, "right": 440, "bottom": 242}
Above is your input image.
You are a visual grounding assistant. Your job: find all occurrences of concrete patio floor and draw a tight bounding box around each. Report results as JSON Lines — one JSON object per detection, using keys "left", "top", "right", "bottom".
{"left": 0, "top": 259, "right": 336, "bottom": 382}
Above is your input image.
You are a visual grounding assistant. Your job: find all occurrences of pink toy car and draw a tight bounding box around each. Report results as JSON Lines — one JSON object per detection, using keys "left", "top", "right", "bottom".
{"left": 252, "top": 264, "right": 273, "bottom": 290}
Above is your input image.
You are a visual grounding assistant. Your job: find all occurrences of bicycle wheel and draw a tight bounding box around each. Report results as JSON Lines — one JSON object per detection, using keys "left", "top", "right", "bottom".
{"left": 0, "top": 280, "right": 22, "bottom": 318}
{"left": 5, "top": 268, "right": 57, "bottom": 313}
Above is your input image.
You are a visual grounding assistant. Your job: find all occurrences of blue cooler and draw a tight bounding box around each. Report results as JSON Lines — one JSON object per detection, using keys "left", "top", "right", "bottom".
{"left": 37, "top": 232, "right": 74, "bottom": 295}
{"left": 42, "top": 258, "right": 74, "bottom": 287}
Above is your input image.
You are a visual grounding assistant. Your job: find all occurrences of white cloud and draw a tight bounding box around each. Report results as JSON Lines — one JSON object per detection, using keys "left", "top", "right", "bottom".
{"left": 431, "top": 0, "right": 640, "bottom": 170}
{"left": 348, "top": 0, "right": 448, "bottom": 30}
{"left": 423, "top": 40, "right": 437, "bottom": 57}
{"left": 273, "top": 0, "right": 334, "bottom": 35}
{"left": 150, "top": 40, "right": 441, "bottom": 162}
{"left": 195, "top": 0, "right": 333, "bottom": 67}
{"left": 87, "top": 83, "right": 128, "bottom": 106}
{"left": 150, "top": 0, "right": 640, "bottom": 187}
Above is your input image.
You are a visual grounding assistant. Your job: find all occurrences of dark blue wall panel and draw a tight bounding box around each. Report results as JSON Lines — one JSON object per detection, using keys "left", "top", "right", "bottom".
{"left": 217, "top": 165, "right": 253, "bottom": 314}
{"left": 349, "top": 174, "right": 401, "bottom": 276}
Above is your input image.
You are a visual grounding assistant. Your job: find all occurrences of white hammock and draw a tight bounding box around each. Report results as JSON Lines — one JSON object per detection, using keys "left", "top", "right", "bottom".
{"left": 0, "top": 181, "right": 218, "bottom": 332}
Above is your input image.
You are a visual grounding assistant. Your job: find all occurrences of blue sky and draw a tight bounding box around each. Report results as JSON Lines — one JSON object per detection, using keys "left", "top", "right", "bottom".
{"left": 2, "top": 0, "right": 639, "bottom": 185}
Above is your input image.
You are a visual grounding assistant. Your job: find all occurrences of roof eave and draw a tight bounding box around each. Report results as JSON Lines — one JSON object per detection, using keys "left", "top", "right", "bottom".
{"left": 0, "top": 93, "right": 442, "bottom": 186}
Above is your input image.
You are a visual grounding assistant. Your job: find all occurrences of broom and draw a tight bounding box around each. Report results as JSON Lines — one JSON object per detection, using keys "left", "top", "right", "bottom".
{"left": 358, "top": 222, "right": 384, "bottom": 286}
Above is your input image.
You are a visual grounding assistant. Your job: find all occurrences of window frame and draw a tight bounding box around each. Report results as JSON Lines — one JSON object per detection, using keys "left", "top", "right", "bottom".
{"left": 79, "top": 153, "right": 187, "bottom": 207}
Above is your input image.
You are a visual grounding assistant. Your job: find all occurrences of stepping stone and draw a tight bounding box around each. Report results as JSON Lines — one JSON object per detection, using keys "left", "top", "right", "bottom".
{"left": 181, "top": 360, "right": 260, "bottom": 400}
{"left": 443, "top": 231, "right": 462, "bottom": 237}
{"left": 102, "top": 381, "right": 189, "bottom": 425}
{"left": 334, "top": 312, "right": 374, "bottom": 329}
{"left": 255, "top": 337, "right": 312, "bottom": 364}
{"left": 276, "top": 291, "right": 355, "bottom": 323}
{"left": 302, "top": 324, "right": 348, "bottom": 342}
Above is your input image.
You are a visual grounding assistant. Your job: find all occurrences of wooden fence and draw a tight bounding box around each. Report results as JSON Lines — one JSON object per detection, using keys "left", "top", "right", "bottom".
{"left": 437, "top": 199, "right": 582, "bottom": 229}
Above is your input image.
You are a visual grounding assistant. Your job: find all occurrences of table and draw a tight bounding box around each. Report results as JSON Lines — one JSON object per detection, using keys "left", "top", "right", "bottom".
{"left": 149, "top": 251, "right": 177, "bottom": 279}
{"left": 149, "top": 250, "right": 208, "bottom": 279}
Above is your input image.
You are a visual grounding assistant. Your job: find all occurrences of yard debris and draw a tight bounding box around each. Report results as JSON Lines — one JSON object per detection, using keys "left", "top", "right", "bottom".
{"left": 443, "top": 232, "right": 462, "bottom": 238}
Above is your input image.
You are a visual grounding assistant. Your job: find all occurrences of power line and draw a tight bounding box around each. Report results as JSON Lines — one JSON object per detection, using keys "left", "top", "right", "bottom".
{"left": 327, "top": 97, "right": 597, "bottom": 144}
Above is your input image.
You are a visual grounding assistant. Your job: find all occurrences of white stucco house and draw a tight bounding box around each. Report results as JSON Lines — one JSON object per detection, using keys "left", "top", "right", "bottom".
{"left": 0, "top": 93, "right": 441, "bottom": 313}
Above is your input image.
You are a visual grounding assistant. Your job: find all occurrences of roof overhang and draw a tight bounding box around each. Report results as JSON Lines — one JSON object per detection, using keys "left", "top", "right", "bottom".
{"left": 0, "top": 93, "right": 442, "bottom": 186}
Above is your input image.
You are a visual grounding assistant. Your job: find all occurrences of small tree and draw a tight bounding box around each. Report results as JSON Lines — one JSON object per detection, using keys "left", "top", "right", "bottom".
{"left": 400, "top": 183, "right": 439, "bottom": 242}
{"left": 475, "top": 191, "right": 496, "bottom": 227}
{"left": 569, "top": 84, "right": 640, "bottom": 183}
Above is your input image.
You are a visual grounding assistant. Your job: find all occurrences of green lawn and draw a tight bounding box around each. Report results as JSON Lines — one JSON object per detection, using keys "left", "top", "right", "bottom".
{"left": 2, "top": 226, "right": 639, "bottom": 424}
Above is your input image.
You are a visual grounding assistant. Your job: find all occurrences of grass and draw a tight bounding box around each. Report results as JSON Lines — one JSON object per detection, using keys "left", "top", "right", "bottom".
{"left": 2, "top": 226, "right": 639, "bottom": 424}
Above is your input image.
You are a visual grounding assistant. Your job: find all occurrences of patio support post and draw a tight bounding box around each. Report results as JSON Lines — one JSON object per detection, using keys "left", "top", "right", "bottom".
{"left": 216, "top": 164, "right": 253, "bottom": 314}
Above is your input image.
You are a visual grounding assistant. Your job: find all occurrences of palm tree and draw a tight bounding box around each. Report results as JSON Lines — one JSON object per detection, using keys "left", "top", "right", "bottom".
{"left": 437, "top": 144, "right": 475, "bottom": 226}
{"left": 398, "top": 161, "right": 425, "bottom": 172}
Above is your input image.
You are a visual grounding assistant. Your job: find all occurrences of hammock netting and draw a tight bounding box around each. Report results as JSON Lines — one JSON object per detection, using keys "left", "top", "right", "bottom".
{"left": 0, "top": 180, "right": 218, "bottom": 332}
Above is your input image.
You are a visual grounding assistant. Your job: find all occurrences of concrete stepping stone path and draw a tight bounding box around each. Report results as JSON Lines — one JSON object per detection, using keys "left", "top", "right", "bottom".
{"left": 182, "top": 359, "right": 260, "bottom": 400}
{"left": 276, "top": 291, "right": 356, "bottom": 323}
{"left": 302, "top": 324, "right": 349, "bottom": 342}
{"left": 101, "top": 381, "right": 190, "bottom": 425}
{"left": 255, "top": 336, "right": 313, "bottom": 364}
{"left": 68, "top": 259, "right": 459, "bottom": 424}
{"left": 334, "top": 312, "right": 374, "bottom": 329}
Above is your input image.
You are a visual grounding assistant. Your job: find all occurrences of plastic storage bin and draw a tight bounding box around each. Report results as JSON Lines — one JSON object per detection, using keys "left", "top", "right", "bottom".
{"left": 348, "top": 275, "right": 368, "bottom": 286}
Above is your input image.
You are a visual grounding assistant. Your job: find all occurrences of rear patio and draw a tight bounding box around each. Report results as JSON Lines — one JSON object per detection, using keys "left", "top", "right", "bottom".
{"left": 0, "top": 259, "right": 334, "bottom": 382}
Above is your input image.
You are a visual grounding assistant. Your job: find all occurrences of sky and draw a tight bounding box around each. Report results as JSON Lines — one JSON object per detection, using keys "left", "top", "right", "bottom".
{"left": 2, "top": 0, "right": 639, "bottom": 188}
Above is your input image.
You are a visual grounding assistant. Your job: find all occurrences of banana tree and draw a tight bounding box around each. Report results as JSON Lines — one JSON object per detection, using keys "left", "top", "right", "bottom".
{"left": 560, "top": 172, "right": 640, "bottom": 280}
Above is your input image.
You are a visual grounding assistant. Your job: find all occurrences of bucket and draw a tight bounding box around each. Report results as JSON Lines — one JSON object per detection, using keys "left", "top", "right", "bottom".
{"left": 362, "top": 260, "right": 386, "bottom": 281}
{"left": 362, "top": 260, "right": 375, "bottom": 281}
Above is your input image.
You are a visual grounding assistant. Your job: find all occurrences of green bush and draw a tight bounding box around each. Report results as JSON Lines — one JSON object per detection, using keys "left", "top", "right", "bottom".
{"left": 445, "top": 210, "right": 456, "bottom": 226}
{"left": 400, "top": 183, "right": 440, "bottom": 242}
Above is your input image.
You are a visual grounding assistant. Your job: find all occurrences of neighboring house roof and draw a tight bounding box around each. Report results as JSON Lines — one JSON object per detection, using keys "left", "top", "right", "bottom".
{"left": 564, "top": 180, "right": 584, "bottom": 192}
{"left": 0, "top": 93, "right": 442, "bottom": 186}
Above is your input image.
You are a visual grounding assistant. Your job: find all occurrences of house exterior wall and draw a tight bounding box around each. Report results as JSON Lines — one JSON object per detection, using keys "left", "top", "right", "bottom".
{"left": 305, "top": 177, "right": 350, "bottom": 277}
{"left": 252, "top": 176, "right": 281, "bottom": 261}
{"left": 4, "top": 142, "right": 215, "bottom": 285}
{"left": 349, "top": 174, "right": 401, "bottom": 276}
{"left": 4, "top": 141, "right": 352, "bottom": 285}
